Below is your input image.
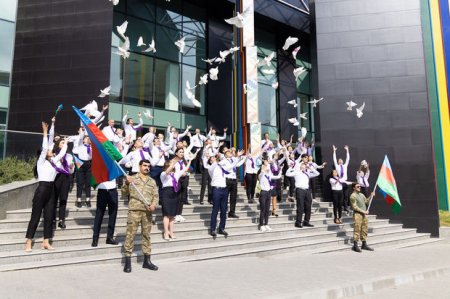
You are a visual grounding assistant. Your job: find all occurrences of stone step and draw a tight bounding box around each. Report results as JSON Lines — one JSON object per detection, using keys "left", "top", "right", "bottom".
{"left": 0, "top": 214, "right": 379, "bottom": 241}
{"left": 0, "top": 227, "right": 422, "bottom": 271}
{"left": 0, "top": 221, "right": 403, "bottom": 252}
{"left": 4, "top": 201, "right": 334, "bottom": 220}
{"left": 0, "top": 227, "right": 417, "bottom": 266}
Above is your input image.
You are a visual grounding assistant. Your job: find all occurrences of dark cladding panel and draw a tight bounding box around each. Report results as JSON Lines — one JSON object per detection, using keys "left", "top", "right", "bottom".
{"left": 315, "top": 0, "right": 440, "bottom": 235}
{"left": 7, "top": 0, "right": 113, "bottom": 157}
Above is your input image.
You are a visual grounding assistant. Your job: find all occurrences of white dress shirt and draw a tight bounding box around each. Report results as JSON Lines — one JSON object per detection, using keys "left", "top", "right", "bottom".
{"left": 286, "top": 167, "right": 320, "bottom": 189}
{"left": 333, "top": 150, "right": 350, "bottom": 181}
{"left": 223, "top": 156, "right": 246, "bottom": 179}
{"left": 160, "top": 171, "right": 183, "bottom": 189}
{"left": 205, "top": 158, "right": 239, "bottom": 187}
{"left": 356, "top": 170, "right": 370, "bottom": 187}
{"left": 122, "top": 114, "right": 143, "bottom": 141}
{"left": 191, "top": 133, "right": 207, "bottom": 148}
{"left": 98, "top": 179, "right": 117, "bottom": 190}
{"left": 102, "top": 126, "right": 117, "bottom": 142}
{"left": 37, "top": 137, "right": 67, "bottom": 182}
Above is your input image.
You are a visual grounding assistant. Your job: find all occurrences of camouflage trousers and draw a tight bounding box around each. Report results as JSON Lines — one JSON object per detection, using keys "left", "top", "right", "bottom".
{"left": 124, "top": 210, "right": 153, "bottom": 256}
{"left": 353, "top": 212, "right": 368, "bottom": 242}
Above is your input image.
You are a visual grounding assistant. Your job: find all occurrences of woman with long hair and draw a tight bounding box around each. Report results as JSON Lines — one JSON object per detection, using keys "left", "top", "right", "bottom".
{"left": 25, "top": 122, "right": 67, "bottom": 252}
{"left": 357, "top": 160, "right": 370, "bottom": 197}
{"left": 257, "top": 158, "right": 282, "bottom": 232}
{"left": 269, "top": 151, "right": 285, "bottom": 217}
{"left": 329, "top": 169, "right": 345, "bottom": 224}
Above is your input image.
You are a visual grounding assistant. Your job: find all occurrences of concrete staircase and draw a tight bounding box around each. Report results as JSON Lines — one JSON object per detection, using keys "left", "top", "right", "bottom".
{"left": 0, "top": 174, "right": 439, "bottom": 271}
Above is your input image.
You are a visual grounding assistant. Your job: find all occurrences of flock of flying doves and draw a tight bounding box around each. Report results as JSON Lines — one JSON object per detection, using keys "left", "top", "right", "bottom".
{"left": 86, "top": 0, "right": 366, "bottom": 127}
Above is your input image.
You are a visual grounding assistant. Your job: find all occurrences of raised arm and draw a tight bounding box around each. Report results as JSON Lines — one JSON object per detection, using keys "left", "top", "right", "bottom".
{"left": 133, "top": 112, "right": 143, "bottom": 129}
{"left": 122, "top": 111, "right": 128, "bottom": 129}
{"left": 332, "top": 145, "right": 338, "bottom": 168}
{"left": 344, "top": 145, "right": 350, "bottom": 167}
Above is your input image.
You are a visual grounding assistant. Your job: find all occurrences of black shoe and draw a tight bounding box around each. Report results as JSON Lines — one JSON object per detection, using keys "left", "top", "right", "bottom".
{"left": 352, "top": 241, "right": 362, "bottom": 253}
{"left": 123, "top": 256, "right": 132, "bottom": 273}
{"left": 228, "top": 213, "right": 239, "bottom": 219}
{"left": 303, "top": 222, "right": 314, "bottom": 227}
{"left": 218, "top": 229, "right": 228, "bottom": 236}
{"left": 183, "top": 201, "right": 192, "bottom": 205}
{"left": 142, "top": 255, "right": 158, "bottom": 271}
{"left": 91, "top": 239, "right": 98, "bottom": 247}
{"left": 86, "top": 201, "right": 91, "bottom": 208}
{"left": 199, "top": 201, "right": 204, "bottom": 205}
{"left": 248, "top": 199, "right": 255, "bottom": 204}
{"left": 106, "top": 238, "right": 119, "bottom": 245}
{"left": 76, "top": 201, "right": 82, "bottom": 208}
{"left": 295, "top": 223, "right": 303, "bottom": 228}
{"left": 361, "top": 241, "right": 374, "bottom": 251}
{"left": 208, "top": 201, "right": 212, "bottom": 205}
{"left": 210, "top": 230, "right": 217, "bottom": 237}
{"left": 58, "top": 220, "right": 66, "bottom": 229}
{"left": 272, "top": 212, "right": 279, "bottom": 217}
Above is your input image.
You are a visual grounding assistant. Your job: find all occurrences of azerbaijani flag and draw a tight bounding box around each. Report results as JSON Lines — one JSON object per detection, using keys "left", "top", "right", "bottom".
{"left": 375, "top": 155, "right": 402, "bottom": 214}
{"left": 73, "top": 155, "right": 84, "bottom": 170}
{"left": 72, "top": 106, "right": 123, "bottom": 186}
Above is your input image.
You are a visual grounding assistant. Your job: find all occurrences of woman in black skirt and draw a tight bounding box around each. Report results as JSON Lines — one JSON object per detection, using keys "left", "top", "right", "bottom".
{"left": 160, "top": 159, "right": 192, "bottom": 240}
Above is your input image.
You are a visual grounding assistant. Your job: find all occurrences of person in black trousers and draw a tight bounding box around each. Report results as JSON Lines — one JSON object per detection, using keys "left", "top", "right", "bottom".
{"left": 25, "top": 122, "right": 67, "bottom": 252}
{"left": 329, "top": 169, "right": 345, "bottom": 224}
{"left": 75, "top": 134, "right": 92, "bottom": 208}
{"left": 91, "top": 179, "right": 119, "bottom": 247}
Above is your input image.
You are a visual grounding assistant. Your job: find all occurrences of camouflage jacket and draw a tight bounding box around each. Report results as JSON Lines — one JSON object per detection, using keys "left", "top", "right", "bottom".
{"left": 122, "top": 173, "right": 159, "bottom": 211}
{"left": 350, "top": 191, "right": 370, "bottom": 214}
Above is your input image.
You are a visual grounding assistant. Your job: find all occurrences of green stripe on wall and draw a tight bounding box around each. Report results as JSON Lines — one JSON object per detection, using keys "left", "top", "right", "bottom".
{"left": 421, "top": 0, "right": 448, "bottom": 210}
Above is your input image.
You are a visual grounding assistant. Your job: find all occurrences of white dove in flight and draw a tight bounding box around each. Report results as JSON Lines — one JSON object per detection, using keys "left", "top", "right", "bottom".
{"left": 272, "top": 82, "right": 279, "bottom": 89}
{"left": 299, "top": 112, "right": 308, "bottom": 120}
{"left": 143, "top": 109, "right": 153, "bottom": 119}
{"left": 288, "top": 118, "right": 299, "bottom": 126}
{"left": 257, "top": 51, "right": 275, "bottom": 67}
{"left": 109, "top": 0, "right": 119, "bottom": 5}
{"left": 98, "top": 85, "right": 111, "bottom": 98}
{"left": 293, "top": 67, "right": 306, "bottom": 80}
{"left": 292, "top": 46, "right": 301, "bottom": 59}
{"left": 80, "top": 100, "right": 101, "bottom": 118}
{"left": 143, "top": 38, "right": 156, "bottom": 53}
{"left": 283, "top": 36, "right": 299, "bottom": 51}
{"left": 356, "top": 102, "right": 365, "bottom": 118}
{"left": 116, "top": 20, "right": 128, "bottom": 41}
{"left": 199, "top": 74, "right": 208, "bottom": 85}
{"left": 224, "top": 7, "right": 251, "bottom": 28}
{"left": 307, "top": 97, "right": 323, "bottom": 107}
{"left": 137, "top": 36, "right": 146, "bottom": 47}
{"left": 287, "top": 99, "right": 297, "bottom": 108}
{"left": 301, "top": 127, "right": 307, "bottom": 138}
{"left": 175, "top": 36, "right": 186, "bottom": 53}
{"left": 185, "top": 81, "right": 202, "bottom": 108}
{"left": 209, "top": 67, "right": 219, "bottom": 80}
{"left": 346, "top": 100, "right": 358, "bottom": 111}
{"left": 114, "top": 37, "right": 130, "bottom": 59}
{"left": 229, "top": 46, "right": 240, "bottom": 53}
{"left": 202, "top": 58, "right": 216, "bottom": 65}
{"left": 215, "top": 50, "right": 231, "bottom": 64}
{"left": 261, "top": 68, "right": 276, "bottom": 75}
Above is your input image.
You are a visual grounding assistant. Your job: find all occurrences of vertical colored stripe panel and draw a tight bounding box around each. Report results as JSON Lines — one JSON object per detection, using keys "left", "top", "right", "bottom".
{"left": 429, "top": 0, "right": 450, "bottom": 209}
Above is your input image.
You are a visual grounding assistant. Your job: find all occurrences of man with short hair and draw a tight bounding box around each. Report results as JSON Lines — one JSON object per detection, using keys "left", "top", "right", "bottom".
{"left": 122, "top": 160, "right": 159, "bottom": 272}
{"left": 350, "top": 183, "right": 374, "bottom": 253}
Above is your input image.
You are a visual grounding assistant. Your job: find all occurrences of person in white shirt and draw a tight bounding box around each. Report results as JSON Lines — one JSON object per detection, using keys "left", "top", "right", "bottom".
{"left": 307, "top": 155, "right": 327, "bottom": 199}
{"left": 357, "top": 160, "right": 370, "bottom": 197}
{"left": 204, "top": 150, "right": 243, "bottom": 237}
{"left": 258, "top": 158, "right": 282, "bottom": 232}
{"left": 269, "top": 152, "right": 286, "bottom": 217}
{"left": 120, "top": 139, "right": 161, "bottom": 175}
{"left": 25, "top": 122, "right": 67, "bottom": 252}
{"left": 52, "top": 136, "right": 75, "bottom": 230}
{"left": 329, "top": 169, "right": 351, "bottom": 224}
{"left": 76, "top": 132, "right": 93, "bottom": 208}
{"left": 223, "top": 147, "right": 246, "bottom": 218}
{"left": 244, "top": 146, "right": 261, "bottom": 204}
{"left": 333, "top": 145, "right": 350, "bottom": 212}
{"left": 285, "top": 151, "right": 300, "bottom": 202}
{"left": 102, "top": 119, "right": 117, "bottom": 142}
{"left": 173, "top": 148, "right": 191, "bottom": 222}
{"left": 191, "top": 128, "right": 207, "bottom": 173}
{"left": 286, "top": 162, "right": 320, "bottom": 228}
{"left": 160, "top": 157, "right": 194, "bottom": 240}
{"left": 148, "top": 137, "right": 167, "bottom": 191}
{"left": 91, "top": 179, "right": 119, "bottom": 247}
{"left": 122, "top": 111, "right": 143, "bottom": 142}
{"left": 207, "top": 127, "right": 227, "bottom": 148}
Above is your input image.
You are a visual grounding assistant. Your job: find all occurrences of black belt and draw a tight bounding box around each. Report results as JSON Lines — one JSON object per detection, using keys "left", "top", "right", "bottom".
{"left": 226, "top": 178, "right": 237, "bottom": 181}
{"left": 99, "top": 188, "right": 117, "bottom": 192}
{"left": 212, "top": 186, "right": 227, "bottom": 189}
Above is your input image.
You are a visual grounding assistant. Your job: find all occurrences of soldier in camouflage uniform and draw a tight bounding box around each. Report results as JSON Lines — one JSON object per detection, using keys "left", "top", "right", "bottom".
{"left": 122, "top": 159, "right": 159, "bottom": 272}
{"left": 350, "top": 183, "right": 374, "bottom": 252}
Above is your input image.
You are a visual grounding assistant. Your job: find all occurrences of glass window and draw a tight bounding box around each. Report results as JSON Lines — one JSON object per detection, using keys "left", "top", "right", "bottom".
{"left": 181, "top": 65, "right": 205, "bottom": 115}
{"left": 109, "top": 47, "right": 123, "bottom": 103}
{"left": 182, "top": 2, "right": 206, "bottom": 38}
{"left": 155, "top": 25, "right": 182, "bottom": 63}
{"left": 127, "top": 0, "right": 156, "bottom": 21}
{"left": 297, "top": 94, "right": 311, "bottom": 131}
{"left": 0, "top": 0, "right": 17, "bottom": 22}
{"left": 258, "top": 84, "right": 277, "bottom": 127}
{"left": 123, "top": 52, "right": 154, "bottom": 107}
{"left": 154, "top": 58, "right": 180, "bottom": 111}
{"left": 0, "top": 20, "right": 15, "bottom": 84}
{"left": 124, "top": 16, "right": 156, "bottom": 54}
{"left": 0, "top": 110, "right": 6, "bottom": 125}
{"left": 156, "top": 0, "right": 183, "bottom": 31}
{"left": 182, "top": 34, "right": 206, "bottom": 69}
{"left": 296, "top": 70, "right": 310, "bottom": 94}
{"left": 0, "top": 86, "right": 10, "bottom": 109}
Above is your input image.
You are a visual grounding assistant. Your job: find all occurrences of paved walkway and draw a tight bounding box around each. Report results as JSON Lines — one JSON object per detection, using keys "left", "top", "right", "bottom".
{"left": 1, "top": 243, "right": 450, "bottom": 299}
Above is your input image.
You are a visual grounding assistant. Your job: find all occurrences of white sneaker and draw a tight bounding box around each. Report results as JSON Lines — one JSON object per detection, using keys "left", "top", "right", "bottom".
{"left": 175, "top": 215, "right": 181, "bottom": 223}
{"left": 179, "top": 215, "right": 186, "bottom": 222}
{"left": 260, "top": 225, "right": 267, "bottom": 232}
{"left": 265, "top": 225, "right": 273, "bottom": 231}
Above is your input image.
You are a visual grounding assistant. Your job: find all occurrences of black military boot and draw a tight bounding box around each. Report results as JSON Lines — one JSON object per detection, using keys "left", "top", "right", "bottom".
{"left": 123, "top": 256, "right": 132, "bottom": 273}
{"left": 142, "top": 255, "right": 158, "bottom": 271}
{"left": 352, "top": 241, "right": 362, "bottom": 253}
{"left": 361, "top": 241, "right": 374, "bottom": 251}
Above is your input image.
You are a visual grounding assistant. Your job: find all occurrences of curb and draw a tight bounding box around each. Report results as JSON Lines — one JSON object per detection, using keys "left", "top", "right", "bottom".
{"left": 284, "top": 266, "right": 450, "bottom": 299}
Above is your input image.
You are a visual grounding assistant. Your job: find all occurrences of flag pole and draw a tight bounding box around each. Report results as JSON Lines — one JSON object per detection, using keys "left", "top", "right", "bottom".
{"left": 114, "top": 160, "right": 151, "bottom": 207}
{"left": 366, "top": 183, "right": 378, "bottom": 213}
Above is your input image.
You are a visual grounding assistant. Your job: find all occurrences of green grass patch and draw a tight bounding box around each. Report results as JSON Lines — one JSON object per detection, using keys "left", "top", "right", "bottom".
{"left": 0, "top": 156, "right": 36, "bottom": 185}
{"left": 440, "top": 210, "right": 450, "bottom": 227}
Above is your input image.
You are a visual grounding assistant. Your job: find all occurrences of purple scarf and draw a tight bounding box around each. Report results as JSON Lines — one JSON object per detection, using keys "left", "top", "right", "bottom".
{"left": 169, "top": 173, "right": 179, "bottom": 192}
